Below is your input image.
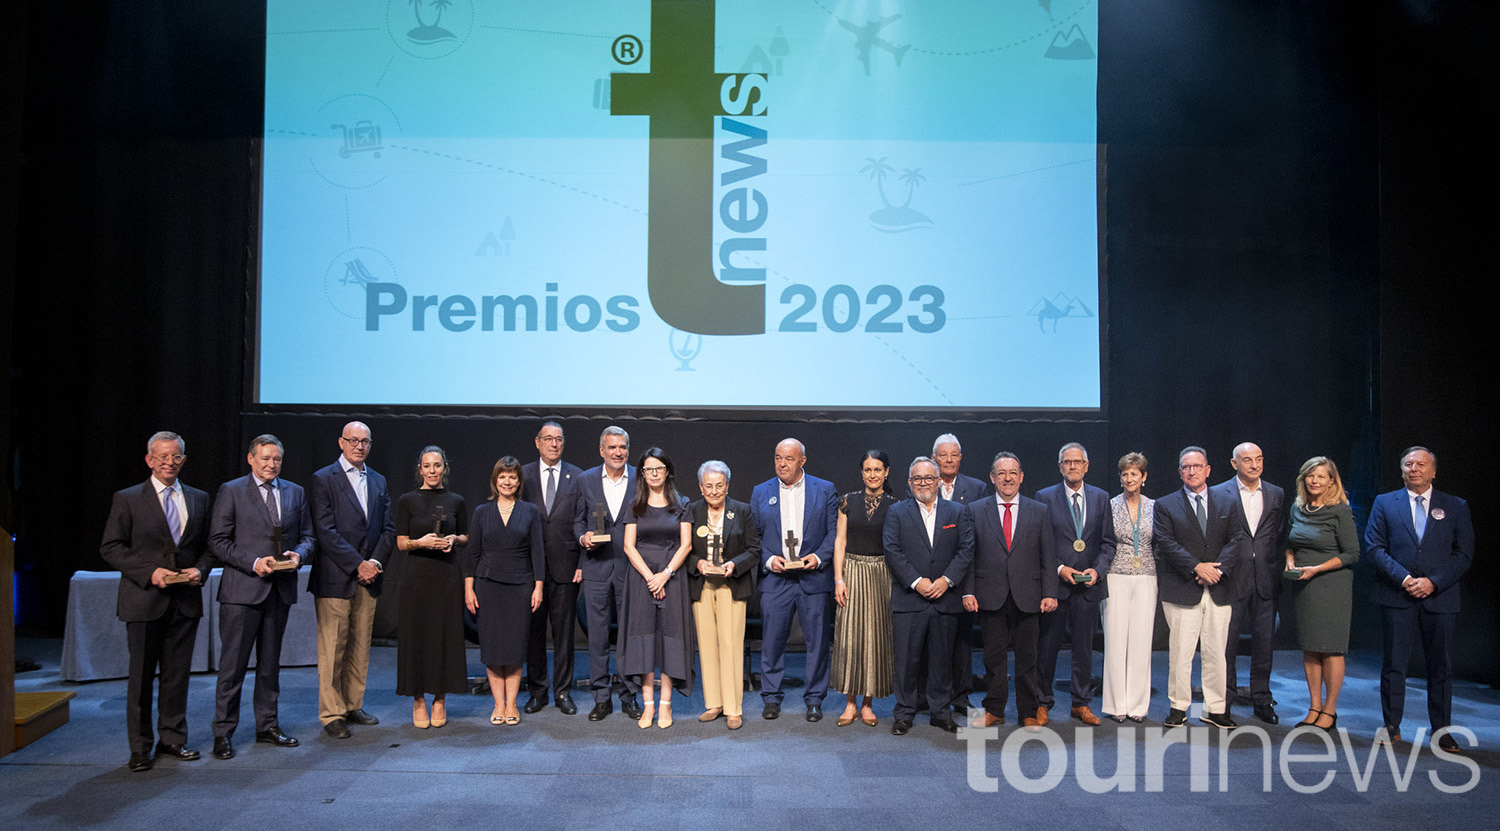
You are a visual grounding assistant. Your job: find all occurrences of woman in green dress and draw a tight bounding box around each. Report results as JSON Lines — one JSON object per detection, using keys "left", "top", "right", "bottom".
{"left": 1284, "top": 456, "right": 1359, "bottom": 731}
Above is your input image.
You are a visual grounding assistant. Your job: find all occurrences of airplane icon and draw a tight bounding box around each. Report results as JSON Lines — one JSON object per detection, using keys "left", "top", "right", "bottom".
{"left": 839, "top": 14, "right": 911, "bottom": 75}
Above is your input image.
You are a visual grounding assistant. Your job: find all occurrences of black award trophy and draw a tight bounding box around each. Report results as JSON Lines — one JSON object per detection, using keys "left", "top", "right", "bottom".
{"left": 590, "top": 501, "right": 611, "bottom": 543}
{"left": 781, "top": 528, "right": 806, "bottom": 570}
{"left": 700, "top": 529, "right": 726, "bottom": 576}
{"left": 162, "top": 539, "right": 192, "bottom": 584}
{"left": 268, "top": 525, "right": 297, "bottom": 571}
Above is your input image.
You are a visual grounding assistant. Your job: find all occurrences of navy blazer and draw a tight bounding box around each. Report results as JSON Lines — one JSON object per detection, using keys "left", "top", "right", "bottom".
{"left": 99, "top": 479, "right": 212, "bottom": 622}
{"left": 1035, "top": 482, "right": 1116, "bottom": 601}
{"left": 1366, "top": 488, "right": 1474, "bottom": 614}
{"left": 310, "top": 460, "right": 396, "bottom": 599}
{"left": 1152, "top": 486, "right": 1247, "bottom": 607}
{"left": 209, "top": 475, "right": 315, "bottom": 607}
{"left": 751, "top": 473, "right": 840, "bottom": 596}
{"left": 882, "top": 498, "right": 975, "bottom": 614}
{"left": 686, "top": 497, "right": 761, "bottom": 601}
{"left": 1208, "top": 477, "right": 1287, "bottom": 602}
{"left": 572, "top": 464, "right": 637, "bottom": 584}
{"left": 942, "top": 473, "right": 989, "bottom": 504}
{"left": 522, "top": 460, "right": 585, "bottom": 582}
{"left": 464, "top": 500, "right": 546, "bottom": 585}
{"left": 962, "top": 495, "right": 1058, "bottom": 613}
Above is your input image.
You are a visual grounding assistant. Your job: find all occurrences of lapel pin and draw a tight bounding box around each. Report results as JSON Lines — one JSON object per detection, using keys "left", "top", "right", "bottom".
{"left": 1431, "top": 508, "right": 1445, "bottom": 521}
{"left": 769, "top": 497, "right": 777, "bottom": 505}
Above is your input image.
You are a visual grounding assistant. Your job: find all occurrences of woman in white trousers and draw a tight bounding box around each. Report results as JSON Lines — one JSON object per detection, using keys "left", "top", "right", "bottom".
{"left": 1103, "top": 453, "right": 1157, "bottom": 722}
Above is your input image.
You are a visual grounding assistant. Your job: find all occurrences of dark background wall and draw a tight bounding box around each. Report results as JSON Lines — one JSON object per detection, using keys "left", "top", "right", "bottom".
{"left": 3, "top": 2, "right": 1494, "bottom": 681}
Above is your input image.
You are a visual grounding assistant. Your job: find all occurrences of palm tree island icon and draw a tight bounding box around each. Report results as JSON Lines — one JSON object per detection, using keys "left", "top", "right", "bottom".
{"left": 407, "top": 0, "right": 456, "bottom": 45}
{"left": 861, "top": 157, "right": 933, "bottom": 233}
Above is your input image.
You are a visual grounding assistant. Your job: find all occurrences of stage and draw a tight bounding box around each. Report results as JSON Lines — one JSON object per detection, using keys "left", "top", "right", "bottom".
{"left": 3, "top": 639, "right": 1498, "bottom": 829}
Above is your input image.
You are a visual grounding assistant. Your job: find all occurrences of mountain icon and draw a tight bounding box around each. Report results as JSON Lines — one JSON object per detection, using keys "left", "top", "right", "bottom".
{"left": 1044, "top": 25, "right": 1095, "bottom": 60}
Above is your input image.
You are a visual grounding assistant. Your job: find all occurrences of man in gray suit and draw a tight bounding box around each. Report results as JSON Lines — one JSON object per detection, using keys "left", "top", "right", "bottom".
{"left": 208, "top": 434, "right": 315, "bottom": 759}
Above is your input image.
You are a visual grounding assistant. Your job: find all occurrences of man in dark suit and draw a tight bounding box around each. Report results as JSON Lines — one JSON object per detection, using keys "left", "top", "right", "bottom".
{"left": 1034, "top": 442, "right": 1116, "bottom": 725}
{"left": 522, "top": 421, "right": 585, "bottom": 715}
{"left": 208, "top": 434, "right": 316, "bottom": 759}
{"left": 1366, "top": 446, "right": 1474, "bottom": 753}
{"left": 751, "top": 437, "right": 839, "bottom": 722}
{"left": 572, "top": 425, "right": 641, "bottom": 721}
{"left": 931, "top": 433, "right": 987, "bottom": 715}
{"left": 99, "top": 431, "right": 213, "bottom": 771}
{"left": 883, "top": 457, "right": 975, "bottom": 735}
{"left": 962, "top": 452, "right": 1058, "bottom": 728}
{"left": 1210, "top": 441, "right": 1287, "bottom": 724}
{"left": 1153, "top": 446, "right": 1247, "bottom": 730}
{"left": 309, "top": 421, "right": 396, "bottom": 739}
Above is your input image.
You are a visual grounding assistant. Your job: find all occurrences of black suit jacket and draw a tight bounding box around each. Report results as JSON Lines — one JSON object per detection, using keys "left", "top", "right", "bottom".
{"left": 962, "top": 495, "right": 1058, "bottom": 613}
{"left": 686, "top": 498, "right": 761, "bottom": 601}
{"left": 882, "top": 498, "right": 975, "bottom": 615}
{"left": 209, "top": 475, "right": 315, "bottom": 607}
{"left": 1152, "top": 486, "right": 1247, "bottom": 607}
{"left": 309, "top": 460, "right": 396, "bottom": 598}
{"left": 1208, "top": 477, "right": 1286, "bottom": 602}
{"left": 522, "top": 460, "right": 585, "bottom": 583}
{"left": 1034, "top": 482, "right": 1116, "bottom": 601}
{"left": 99, "top": 479, "right": 212, "bottom": 622}
{"left": 572, "top": 464, "right": 637, "bottom": 584}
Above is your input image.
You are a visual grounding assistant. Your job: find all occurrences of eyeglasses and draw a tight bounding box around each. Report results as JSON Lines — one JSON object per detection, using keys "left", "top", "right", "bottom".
{"left": 1179, "top": 464, "right": 1206, "bottom": 472}
{"left": 341, "top": 437, "right": 373, "bottom": 448}
{"left": 537, "top": 436, "right": 564, "bottom": 444}
{"left": 151, "top": 454, "right": 186, "bottom": 464}
{"left": 641, "top": 465, "right": 668, "bottom": 474}
{"left": 1061, "top": 459, "right": 1087, "bottom": 467}
{"left": 909, "top": 475, "right": 939, "bottom": 484}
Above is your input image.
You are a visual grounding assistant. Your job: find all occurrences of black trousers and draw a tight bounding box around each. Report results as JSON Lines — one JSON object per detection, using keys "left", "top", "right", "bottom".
{"left": 125, "top": 606, "right": 199, "bottom": 754}
{"left": 213, "top": 592, "right": 291, "bottom": 737}
{"left": 1380, "top": 604, "right": 1457, "bottom": 731}
{"left": 582, "top": 577, "right": 630, "bottom": 703}
{"left": 979, "top": 597, "right": 1041, "bottom": 720}
{"left": 1036, "top": 588, "right": 1100, "bottom": 708}
{"left": 526, "top": 578, "right": 581, "bottom": 698}
{"left": 1225, "top": 586, "right": 1278, "bottom": 704}
{"left": 892, "top": 605, "right": 957, "bottom": 722}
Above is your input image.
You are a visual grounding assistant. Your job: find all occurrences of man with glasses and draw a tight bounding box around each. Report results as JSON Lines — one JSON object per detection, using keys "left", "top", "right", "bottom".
{"left": 573, "top": 426, "right": 643, "bottom": 721}
{"left": 521, "top": 421, "right": 585, "bottom": 715}
{"left": 930, "top": 434, "right": 987, "bottom": 717}
{"left": 1153, "top": 446, "right": 1247, "bottom": 729}
{"left": 310, "top": 421, "right": 396, "bottom": 739}
{"left": 883, "top": 457, "right": 975, "bottom": 735}
{"left": 1034, "top": 442, "right": 1115, "bottom": 726}
{"left": 100, "top": 431, "right": 213, "bottom": 771}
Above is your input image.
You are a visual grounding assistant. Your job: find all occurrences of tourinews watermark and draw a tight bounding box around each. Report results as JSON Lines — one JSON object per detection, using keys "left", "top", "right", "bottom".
{"left": 958, "top": 715, "right": 1480, "bottom": 794}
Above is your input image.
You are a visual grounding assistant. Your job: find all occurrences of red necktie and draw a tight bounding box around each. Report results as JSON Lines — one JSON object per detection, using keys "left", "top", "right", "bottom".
{"left": 1002, "top": 501, "right": 1014, "bottom": 548}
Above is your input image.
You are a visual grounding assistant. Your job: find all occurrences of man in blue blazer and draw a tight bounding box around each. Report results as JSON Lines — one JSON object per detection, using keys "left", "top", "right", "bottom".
{"left": 751, "top": 438, "right": 839, "bottom": 722}
{"left": 572, "top": 425, "right": 641, "bottom": 721}
{"left": 962, "top": 452, "right": 1058, "bottom": 728}
{"left": 931, "top": 433, "right": 987, "bottom": 715}
{"left": 1209, "top": 442, "right": 1287, "bottom": 725}
{"left": 522, "top": 421, "right": 585, "bottom": 715}
{"left": 309, "top": 421, "right": 396, "bottom": 739}
{"left": 208, "top": 434, "right": 316, "bottom": 759}
{"left": 1153, "top": 446, "right": 1247, "bottom": 730}
{"left": 1365, "top": 446, "right": 1474, "bottom": 752}
{"left": 99, "top": 431, "right": 213, "bottom": 771}
{"left": 1034, "top": 442, "right": 1116, "bottom": 725}
{"left": 883, "top": 457, "right": 975, "bottom": 734}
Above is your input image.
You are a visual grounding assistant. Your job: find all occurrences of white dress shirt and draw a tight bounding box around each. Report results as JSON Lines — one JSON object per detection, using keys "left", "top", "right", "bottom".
{"left": 778, "top": 475, "right": 806, "bottom": 558}
{"left": 1237, "top": 479, "right": 1263, "bottom": 536}
{"left": 602, "top": 468, "right": 628, "bottom": 520}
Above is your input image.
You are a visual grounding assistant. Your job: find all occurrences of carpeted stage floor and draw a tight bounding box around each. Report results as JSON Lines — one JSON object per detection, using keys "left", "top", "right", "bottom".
{"left": 3, "top": 639, "right": 1497, "bottom": 829}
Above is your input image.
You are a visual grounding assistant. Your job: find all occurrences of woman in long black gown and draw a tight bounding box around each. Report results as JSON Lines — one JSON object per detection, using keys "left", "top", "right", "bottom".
{"left": 394, "top": 446, "right": 469, "bottom": 728}
{"left": 831, "top": 450, "right": 897, "bottom": 727}
{"left": 619, "top": 447, "right": 693, "bottom": 729}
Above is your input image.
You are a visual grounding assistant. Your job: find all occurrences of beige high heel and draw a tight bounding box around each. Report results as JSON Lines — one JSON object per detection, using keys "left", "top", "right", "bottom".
{"left": 658, "top": 702, "right": 673, "bottom": 729}
{"left": 638, "top": 702, "right": 656, "bottom": 729}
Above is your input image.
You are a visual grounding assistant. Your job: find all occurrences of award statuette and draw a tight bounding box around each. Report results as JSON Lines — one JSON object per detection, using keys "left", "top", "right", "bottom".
{"left": 589, "top": 501, "right": 611, "bottom": 542}
{"left": 161, "top": 540, "right": 193, "bottom": 584}
{"left": 781, "top": 529, "right": 806, "bottom": 570}
{"left": 268, "top": 525, "right": 298, "bottom": 571}
{"left": 698, "top": 527, "right": 726, "bottom": 576}
{"left": 162, "top": 570, "right": 193, "bottom": 585}
{"left": 433, "top": 503, "right": 448, "bottom": 536}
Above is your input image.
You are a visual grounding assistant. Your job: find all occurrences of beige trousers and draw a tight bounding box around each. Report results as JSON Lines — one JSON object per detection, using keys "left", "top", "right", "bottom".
{"left": 315, "top": 586, "right": 378, "bottom": 724}
{"left": 693, "top": 582, "right": 747, "bottom": 716}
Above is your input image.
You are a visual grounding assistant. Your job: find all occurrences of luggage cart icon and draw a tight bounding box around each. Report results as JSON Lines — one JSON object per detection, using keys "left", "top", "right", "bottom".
{"left": 331, "top": 121, "right": 382, "bottom": 159}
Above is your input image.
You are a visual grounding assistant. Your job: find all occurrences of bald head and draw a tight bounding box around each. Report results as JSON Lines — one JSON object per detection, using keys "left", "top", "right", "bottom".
{"left": 774, "top": 438, "right": 807, "bottom": 486}
{"left": 339, "top": 421, "right": 372, "bottom": 468}
{"left": 1230, "top": 442, "right": 1264, "bottom": 487}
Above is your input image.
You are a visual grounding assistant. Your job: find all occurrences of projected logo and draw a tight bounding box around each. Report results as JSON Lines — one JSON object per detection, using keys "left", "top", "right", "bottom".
{"left": 386, "top": 0, "right": 474, "bottom": 59}
{"left": 838, "top": 14, "right": 910, "bottom": 75}
{"left": 315, "top": 95, "right": 403, "bottom": 190}
{"left": 862, "top": 157, "right": 933, "bottom": 233}
{"left": 1028, "top": 293, "right": 1096, "bottom": 333}
{"left": 325, "top": 247, "right": 399, "bottom": 321}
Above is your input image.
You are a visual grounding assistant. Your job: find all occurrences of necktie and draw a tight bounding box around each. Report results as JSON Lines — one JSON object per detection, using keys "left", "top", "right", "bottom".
{"left": 1002, "top": 501, "right": 1014, "bottom": 548}
{"left": 1414, "top": 495, "right": 1426, "bottom": 542}
{"left": 545, "top": 467, "right": 557, "bottom": 516}
{"left": 162, "top": 487, "right": 181, "bottom": 544}
{"left": 263, "top": 481, "right": 280, "bottom": 527}
{"left": 1071, "top": 492, "right": 1085, "bottom": 539}
{"left": 1195, "top": 494, "right": 1207, "bottom": 537}
{"left": 356, "top": 468, "right": 369, "bottom": 517}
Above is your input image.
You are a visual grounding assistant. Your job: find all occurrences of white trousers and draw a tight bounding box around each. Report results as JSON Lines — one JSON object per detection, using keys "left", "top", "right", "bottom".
{"left": 1161, "top": 588, "right": 1232, "bottom": 713}
{"left": 1102, "top": 574, "right": 1158, "bottom": 718}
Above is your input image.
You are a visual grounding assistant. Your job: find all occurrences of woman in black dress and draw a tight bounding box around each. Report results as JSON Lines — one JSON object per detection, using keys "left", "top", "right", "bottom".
{"left": 394, "top": 446, "right": 469, "bottom": 728}
{"left": 619, "top": 447, "right": 693, "bottom": 729}
{"left": 831, "top": 450, "right": 897, "bottom": 727}
{"left": 462, "top": 457, "right": 544, "bottom": 725}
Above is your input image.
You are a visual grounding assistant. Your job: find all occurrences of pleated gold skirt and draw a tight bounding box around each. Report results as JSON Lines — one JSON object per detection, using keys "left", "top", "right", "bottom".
{"left": 831, "top": 553, "right": 894, "bottom": 698}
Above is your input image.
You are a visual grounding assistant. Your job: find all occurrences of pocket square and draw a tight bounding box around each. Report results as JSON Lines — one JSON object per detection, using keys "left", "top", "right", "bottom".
{"left": 942, "top": 524, "right": 957, "bottom": 530}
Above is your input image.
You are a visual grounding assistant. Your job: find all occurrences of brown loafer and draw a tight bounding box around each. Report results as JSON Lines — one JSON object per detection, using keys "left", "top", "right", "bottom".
{"left": 1022, "top": 717, "right": 1040, "bottom": 731}
{"left": 975, "top": 712, "right": 1004, "bottom": 728}
{"left": 1035, "top": 707, "right": 1050, "bottom": 726}
{"left": 727, "top": 715, "right": 743, "bottom": 730}
{"left": 698, "top": 708, "right": 722, "bottom": 723}
{"left": 1071, "top": 706, "right": 1102, "bottom": 726}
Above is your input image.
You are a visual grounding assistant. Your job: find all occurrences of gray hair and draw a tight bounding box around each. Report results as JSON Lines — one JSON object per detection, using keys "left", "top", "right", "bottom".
{"left": 777, "top": 437, "right": 806, "bottom": 456}
{"left": 697, "top": 460, "right": 732, "bottom": 484}
{"left": 1401, "top": 445, "right": 1436, "bottom": 467}
{"left": 249, "top": 434, "right": 283, "bottom": 454}
{"left": 600, "top": 425, "right": 629, "bottom": 446}
{"left": 1178, "top": 445, "right": 1208, "bottom": 465}
{"left": 147, "top": 431, "right": 185, "bottom": 455}
{"left": 991, "top": 451, "right": 1022, "bottom": 474}
{"left": 1058, "top": 442, "right": 1089, "bottom": 463}
{"left": 932, "top": 433, "right": 961, "bottom": 454}
{"left": 908, "top": 456, "right": 939, "bottom": 477}
{"left": 538, "top": 420, "right": 564, "bottom": 438}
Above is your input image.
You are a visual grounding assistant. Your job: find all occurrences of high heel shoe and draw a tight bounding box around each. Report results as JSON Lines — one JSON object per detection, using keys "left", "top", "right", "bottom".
{"left": 658, "top": 702, "right": 673, "bottom": 729}
{"left": 431, "top": 701, "right": 447, "bottom": 728}
{"left": 1297, "top": 709, "right": 1323, "bottom": 727}
{"left": 638, "top": 702, "right": 656, "bottom": 729}
{"left": 413, "top": 702, "right": 431, "bottom": 729}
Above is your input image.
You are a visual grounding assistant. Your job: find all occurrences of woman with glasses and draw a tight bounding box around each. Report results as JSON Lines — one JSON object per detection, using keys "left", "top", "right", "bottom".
{"left": 463, "top": 457, "right": 545, "bottom": 726}
{"left": 830, "top": 450, "right": 898, "bottom": 727}
{"left": 687, "top": 461, "right": 760, "bottom": 730}
{"left": 619, "top": 447, "right": 694, "bottom": 728}
{"left": 1285, "top": 456, "right": 1359, "bottom": 731}
{"left": 394, "top": 446, "right": 469, "bottom": 728}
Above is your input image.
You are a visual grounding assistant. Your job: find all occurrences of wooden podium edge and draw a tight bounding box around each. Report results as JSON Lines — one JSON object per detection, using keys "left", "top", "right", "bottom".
{"left": 2, "top": 526, "right": 15, "bottom": 756}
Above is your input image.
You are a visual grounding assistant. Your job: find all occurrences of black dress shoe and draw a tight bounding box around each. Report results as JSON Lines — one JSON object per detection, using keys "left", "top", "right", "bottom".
{"left": 1201, "top": 711, "right": 1238, "bottom": 730}
{"left": 891, "top": 719, "right": 913, "bottom": 736}
{"left": 1253, "top": 702, "right": 1279, "bottom": 725}
{"left": 763, "top": 702, "right": 781, "bottom": 720}
{"left": 524, "top": 694, "right": 548, "bottom": 714}
{"left": 556, "top": 695, "right": 577, "bottom": 715}
{"left": 1164, "top": 708, "right": 1187, "bottom": 727}
{"left": 620, "top": 696, "right": 643, "bottom": 720}
{"left": 805, "top": 705, "right": 823, "bottom": 723}
{"left": 256, "top": 727, "right": 300, "bottom": 747}
{"left": 1438, "top": 734, "right": 1466, "bottom": 754}
{"left": 128, "top": 752, "right": 153, "bottom": 772}
{"left": 345, "top": 709, "right": 380, "bottom": 726}
{"left": 323, "top": 718, "right": 352, "bottom": 739}
{"left": 212, "top": 736, "right": 234, "bottom": 760}
{"left": 588, "top": 701, "right": 613, "bottom": 721}
{"left": 153, "top": 742, "right": 200, "bottom": 761}
{"left": 931, "top": 716, "right": 959, "bottom": 733}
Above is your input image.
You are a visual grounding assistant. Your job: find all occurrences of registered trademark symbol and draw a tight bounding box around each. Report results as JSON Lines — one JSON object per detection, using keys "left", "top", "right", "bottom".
{"left": 612, "top": 34, "right": 643, "bottom": 65}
